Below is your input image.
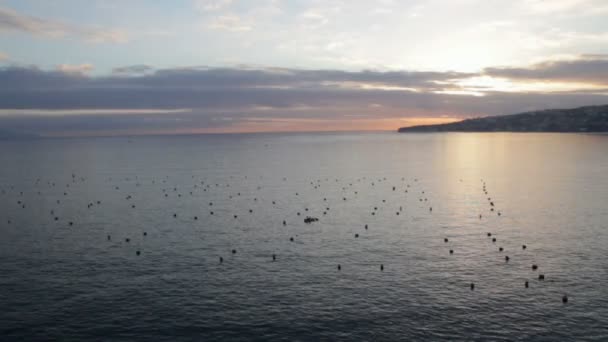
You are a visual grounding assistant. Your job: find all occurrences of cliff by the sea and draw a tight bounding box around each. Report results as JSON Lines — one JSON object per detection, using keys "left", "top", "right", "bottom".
{"left": 398, "top": 105, "right": 608, "bottom": 132}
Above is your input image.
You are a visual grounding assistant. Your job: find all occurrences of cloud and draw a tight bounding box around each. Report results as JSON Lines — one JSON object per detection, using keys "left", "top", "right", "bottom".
{"left": 1, "top": 56, "right": 608, "bottom": 136}
{"left": 56, "top": 63, "right": 94, "bottom": 74}
{"left": 207, "top": 15, "right": 252, "bottom": 32}
{"left": 0, "top": 6, "right": 128, "bottom": 43}
{"left": 484, "top": 55, "right": 608, "bottom": 83}
{"left": 112, "top": 65, "right": 154, "bottom": 76}
{"left": 520, "top": 0, "right": 608, "bottom": 14}
{"left": 194, "top": 0, "right": 233, "bottom": 12}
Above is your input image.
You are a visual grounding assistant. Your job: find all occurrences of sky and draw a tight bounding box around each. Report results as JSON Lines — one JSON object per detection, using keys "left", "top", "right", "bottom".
{"left": 1, "top": 0, "right": 608, "bottom": 136}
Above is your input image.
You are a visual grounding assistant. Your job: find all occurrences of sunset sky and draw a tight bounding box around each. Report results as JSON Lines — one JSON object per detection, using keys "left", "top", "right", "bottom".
{"left": 1, "top": 0, "right": 608, "bottom": 136}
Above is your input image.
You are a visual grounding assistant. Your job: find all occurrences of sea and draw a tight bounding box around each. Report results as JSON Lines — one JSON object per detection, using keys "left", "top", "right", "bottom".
{"left": 1, "top": 132, "right": 607, "bottom": 341}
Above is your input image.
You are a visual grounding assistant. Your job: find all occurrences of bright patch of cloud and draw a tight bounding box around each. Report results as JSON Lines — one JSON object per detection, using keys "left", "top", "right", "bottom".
{"left": 0, "top": 6, "right": 128, "bottom": 43}
{"left": 207, "top": 15, "right": 252, "bottom": 32}
{"left": 194, "top": 0, "right": 233, "bottom": 12}
{"left": 56, "top": 63, "right": 94, "bottom": 74}
{"left": 0, "top": 108, "right": 192, "bottom": 117}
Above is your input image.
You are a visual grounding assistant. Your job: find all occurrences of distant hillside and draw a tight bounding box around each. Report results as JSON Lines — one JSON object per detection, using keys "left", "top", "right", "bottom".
{"left": 398, "top": 105, "right": 608, "bottom": 133}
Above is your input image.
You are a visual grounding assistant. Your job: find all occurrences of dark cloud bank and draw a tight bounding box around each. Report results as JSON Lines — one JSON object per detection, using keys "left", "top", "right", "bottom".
{"left": 1, "top": 56, "right": 608, "bottom": 136}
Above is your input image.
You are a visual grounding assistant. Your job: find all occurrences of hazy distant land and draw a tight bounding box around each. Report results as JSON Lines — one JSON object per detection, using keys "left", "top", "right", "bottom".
{"left": 398, "top": 105, "right": 608, "bottom": 133}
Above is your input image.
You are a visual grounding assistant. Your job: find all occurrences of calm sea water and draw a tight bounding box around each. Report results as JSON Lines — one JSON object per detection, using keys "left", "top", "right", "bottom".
{"left": 1, "top": 132, "right": 607, "bottom": 341}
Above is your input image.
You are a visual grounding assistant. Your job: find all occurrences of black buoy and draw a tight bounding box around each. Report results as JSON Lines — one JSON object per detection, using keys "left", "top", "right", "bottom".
{"left": 231, "top": 249, "right": 236, "bottom": 254}
{"left": 125, "top": 238, "right": 130, "bottom": 242}
{"left": 365, "top": 224, "right": 368, "bottom": 229}
{"left": 470, "top": 283, "right": 475, "bottom": 290}
{"left": 290, "top": 237, "right": 294, "bottom": 242}
{"left": 219, "top": 256, "right": 223, "bottom": 263}
{"left": 487, "top": 232, "right": 491, "bottom": 237}
{"left": 380, "top": 264, "right": 384, "bottom": 271}
{"left": 505, "top": 255, "right": 510, "bottom": 262}
{"left": 525, "top": 281, "right": 529, "bottom": 288}
{"left": 107, "top": 235, "right": 111, "bottom": 241}
{"left": 492, "top": 238, "right": 496, "bottom": 243}
{"left": 532, "top": 264, "right": 538, "bottom": 270}
{"left": 355, "top": 234, "right": 359, "bottom": 238}
{"left": 136, "top": 250, "right": 140, "bottom": 256}
{"left": 282, "top": 220, "right": 286, "bottom": 225}
{"left": 450, "top": 249, "right": 454, "bottom": 254}
{"left": 562, "top": 295, "right": 568, "bottom": 303}
{"left": 337, "top": 264, "right": 341, "bottom": 271}
{"left": 499, "top": 247, "right": 503, "bottom": 252}
{"left": 272, "top": 254, "right": 276, "bottom": 261}
{"left": 538, "top": 274, "right": 545, "bottom": 281}
{"left": 444, "top": 238, "right": 448, "bottom": 243}
{"left": 522, "top": 245, "right": 527, "bottom": 250}
{"left": 143, "top": 232, "right": 147, "bottom": 236}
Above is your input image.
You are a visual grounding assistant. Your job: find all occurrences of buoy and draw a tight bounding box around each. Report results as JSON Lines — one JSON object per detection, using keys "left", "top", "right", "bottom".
{"left": 231, "top": 249, "right": 236, "bottom": 254}
{"left": 562, "top": 295, "right": 568, "bottom": 303}
{"left": 380, "top": 264, "right": 384, "bottom": 271}
{"left": 272, "top": 254, "right": 276, "bottom": 261}
{"left": 522, "top": 245, "right": 527, "bottom": 250}
{"left": 355, "top": 234, "right": 359, "bottom": 238}
{"left": 499, "top": 247, "right": 503, "bottom": 252}
{"left": 538, "top": 274, "right": 545, "bottom": 280}
{"left": 470, "top": 283, "right": 475, "bottom": 290}
{"left": 444, "top": 238, "right": 448, "bottom": 243}
{"left": 532, "top": 264, "right": 538, "bottom": 270}
{"left": 505, "top": 256, "right": 510, "bottom": 262}
{"left": 525, "top": 281, "right": 529, "bottom": 288}
{"left": 450, "top": 249, "right": 454, "bottom": 254}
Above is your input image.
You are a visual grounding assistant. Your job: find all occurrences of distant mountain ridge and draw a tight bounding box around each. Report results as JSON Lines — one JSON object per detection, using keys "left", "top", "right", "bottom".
{"left": 398, "top": 105, "right": 608, "bottom": 133}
